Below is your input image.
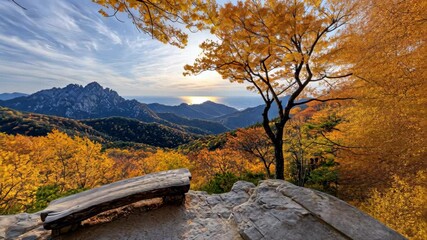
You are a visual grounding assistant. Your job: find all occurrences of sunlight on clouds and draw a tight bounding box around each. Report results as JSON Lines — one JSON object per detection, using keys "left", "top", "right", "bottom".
{"left": 0, "top": 0, "right": 251, "bottom": 97}
{"left": 181, "top": 96, "right": 220, "bottom": 105}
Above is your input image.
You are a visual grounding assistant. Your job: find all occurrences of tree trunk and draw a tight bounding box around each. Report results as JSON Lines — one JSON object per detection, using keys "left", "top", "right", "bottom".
{"left": 274, "top": 124, "right": 285, "bottom": 179}
{"left": 261, "top": 101, "right": 287, "bottom": 180}
{"left": 274, "top": 139, "right": 285, "bottom": 179}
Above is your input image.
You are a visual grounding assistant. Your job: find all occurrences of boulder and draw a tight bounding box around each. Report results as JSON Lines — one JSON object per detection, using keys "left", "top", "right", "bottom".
{"left": 232, "top": 180, "right": 405, "bottom": 240}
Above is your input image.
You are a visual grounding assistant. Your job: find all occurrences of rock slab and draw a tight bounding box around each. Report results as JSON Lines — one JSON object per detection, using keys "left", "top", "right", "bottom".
{"left": 232, "top": 180, "right": 406, "bottom": 240}
{"left": 0, "top": 179, "right": 405, "bottom": 240}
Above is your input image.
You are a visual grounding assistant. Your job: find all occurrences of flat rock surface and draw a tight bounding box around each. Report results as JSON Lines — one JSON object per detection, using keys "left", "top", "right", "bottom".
{"left": 233, "top": 180, "right": 405, "bottom": 240}
{"left": 59, "top": 181, "right": 255, "bottom": 240}
{"left": 0, "top": 179, "right": 405, "bottom": 240}
{"left": 0, "top": 213, "right": 47, "bottom": 240}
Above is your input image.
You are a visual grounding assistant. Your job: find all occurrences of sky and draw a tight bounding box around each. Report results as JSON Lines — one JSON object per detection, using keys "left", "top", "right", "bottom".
{"left": 0, "top": 0, "right": 254, "bottom": 97}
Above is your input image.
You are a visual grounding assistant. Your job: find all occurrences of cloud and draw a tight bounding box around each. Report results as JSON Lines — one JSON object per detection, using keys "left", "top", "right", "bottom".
{"left": 0, "top": 0, "right": 249, "bottom": 97}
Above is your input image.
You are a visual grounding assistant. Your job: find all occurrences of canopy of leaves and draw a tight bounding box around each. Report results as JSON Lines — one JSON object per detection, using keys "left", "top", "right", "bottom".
{"left": 93, "top": 0, "right": 217, "bottom": 48}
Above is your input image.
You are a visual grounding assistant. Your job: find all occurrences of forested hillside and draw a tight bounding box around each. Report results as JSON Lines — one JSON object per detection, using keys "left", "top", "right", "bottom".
{"left": 82, "top": 117, "right": 196, "bottom": 148}
{"left": 0, "top": 107, "right": 109, "bottom": 142}
{"left": 0, "top": 107, "right": 197, "bottom": 148}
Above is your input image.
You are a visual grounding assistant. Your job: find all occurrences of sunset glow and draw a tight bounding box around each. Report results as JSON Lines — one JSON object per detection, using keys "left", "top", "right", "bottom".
{"left": 181, "top": 96, "right": 219, "bottom": 105}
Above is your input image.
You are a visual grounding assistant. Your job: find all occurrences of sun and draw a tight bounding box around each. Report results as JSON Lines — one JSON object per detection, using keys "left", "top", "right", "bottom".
{"left": 181, "top": 96, "right": 218, "bottom": 105}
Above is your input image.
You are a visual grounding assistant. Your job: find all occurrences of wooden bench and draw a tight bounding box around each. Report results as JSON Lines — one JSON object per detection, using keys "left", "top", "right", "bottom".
{"left": 40, "top": 168, "right": 191, "bottom": 234}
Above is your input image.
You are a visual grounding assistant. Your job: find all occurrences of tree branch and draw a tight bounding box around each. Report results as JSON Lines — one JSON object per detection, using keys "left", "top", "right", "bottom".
{"left": 293, "top": 97, "right": 354, "bottom": 106}
{"left": 11, "top": 0, "right": 26, "bottom": 10}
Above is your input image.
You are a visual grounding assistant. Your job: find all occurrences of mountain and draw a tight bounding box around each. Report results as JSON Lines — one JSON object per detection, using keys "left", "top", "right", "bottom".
{"left": 0, "top": 82, "right": 160, "bottom": 123}
{"left": 0, "top": 82, "right": 296, "bottom": 133}
{"left": 81, "top": 117, "right": 196, "bottom": 148}
{"left": 148, "top": 98, "right": 297, "bottom": 130}
{"left": 0, "top": 82, "right": 231, "bottom": 134}
{"left": 0, "top": 92, "right": 28, "bottom": 100}
{"left": 157, "top": 112, "right": 230, "bottom": 134}
{"left": 0, "top": 107, "right": 197, "bottom": 148}
{"left": 214, "top": 97, "right": 290, "bottom": 129}
{"left": 147, "top": 101, "right": 238, "bottom": 120}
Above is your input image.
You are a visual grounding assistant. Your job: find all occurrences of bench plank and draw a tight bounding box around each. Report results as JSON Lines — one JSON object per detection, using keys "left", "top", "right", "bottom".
{"left": 40, "top": 168, "right": 191, "bottom": 230}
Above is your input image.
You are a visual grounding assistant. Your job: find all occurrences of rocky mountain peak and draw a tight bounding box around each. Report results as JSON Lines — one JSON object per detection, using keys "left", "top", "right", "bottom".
{"left": 0, "top": 82, "right": 160, "bottom": 122}
{"left": 84, "top": 82, "right": 103, "bottom": 91}
{"left": 64, "top": 83, "right": 81, "bottom": 89}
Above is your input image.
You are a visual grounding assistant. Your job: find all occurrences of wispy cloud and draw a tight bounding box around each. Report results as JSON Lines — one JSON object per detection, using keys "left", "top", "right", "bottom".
{"left": 0, "top": 0, "right": 248, "bottom": 97}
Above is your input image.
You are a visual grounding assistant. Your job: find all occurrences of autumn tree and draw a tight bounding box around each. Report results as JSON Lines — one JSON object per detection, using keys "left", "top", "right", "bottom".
{"left": 190, "top": 148, "right": 248, "bottom": 188}
{"left": 283, "top": 102, "right": 344, "bottom": 194}
{"left": 106, "top": 148, "right": 154, "bottom": 178}
{"left": 0, "top": 131, "right": 118, "bottom": 213}
{"left": 93, "top": 0, "right": 217, "bottom": 48}
{"left": 0, "top": 148, "right": 39, "bottom": 213}
{"left": 227, "top": 127, "right": 275, "bottom": 178}
{"left": 144, "top": 149, "right": 192, "bottom": 173}
{"left": 335, "top": 0, "right": 427, "bottom": 200}
{"left": 185, "top": 0, "right": 354, "bottom": 179}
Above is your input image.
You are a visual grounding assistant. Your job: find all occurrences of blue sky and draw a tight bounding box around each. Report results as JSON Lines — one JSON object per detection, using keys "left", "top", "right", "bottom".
{"left": 0, "top": 0, "right": 253, "bottom": 97}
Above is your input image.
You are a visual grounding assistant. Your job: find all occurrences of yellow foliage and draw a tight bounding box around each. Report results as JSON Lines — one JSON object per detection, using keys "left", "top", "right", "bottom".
{"left": 0, "top": 131, "right": 116, "bottom": 213}
{"left": 143, "top": 149, "right": 192, "bottom": 173}
{"left": 92, "top": 0, "right": 216, "bottom": 48}
{"left": 361, "top": 172, "right": 427, "bottom": 240}
{"left": 0, "top": 149, "right": 38, "bottom": 213}
{"left": 333, "top": 0, "right": 427, "bottom": 235}
{"left": 189, "top": 147, "right": 264, "bottom": 189}
{"left": 335, "top": 0, "right": 427, "bottom": 200}
{"left": 106, "top": 148, "right": 153, "bottom": 178}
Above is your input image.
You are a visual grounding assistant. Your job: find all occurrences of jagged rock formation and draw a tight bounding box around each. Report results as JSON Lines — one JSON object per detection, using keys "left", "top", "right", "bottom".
{"left": 0, "top": 180, "right": 405, "bottom": 240}
{"left": 0, "top": 82, "right": 160, "bottom": 123}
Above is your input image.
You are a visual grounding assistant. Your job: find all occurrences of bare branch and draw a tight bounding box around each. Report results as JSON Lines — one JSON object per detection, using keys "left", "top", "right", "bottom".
{"left": 294, "top": 97, "right": 354, "bottom": 106}
{"left": 325, "top": 73, "right": 353, "bottom": 79}
{"left": 11, "top": 0, "right": 26, "bottom": 10}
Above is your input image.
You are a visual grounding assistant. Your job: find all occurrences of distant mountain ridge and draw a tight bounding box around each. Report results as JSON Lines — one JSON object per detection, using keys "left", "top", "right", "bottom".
{"left": 147, "top": 101, "right": 238, "bottom": 120}
{"left": 157, "top": 112, "right": 229, "bottom": 134}
{"left": 0, "top": 82, "right": 290, "bottom": 132}
{"left": 0, "top": 92, "right": 28, "bottom": 100}
{"left": 0, "top": 82, "right": 231, "bottom": 134}
{"left": 214, "top": 97, "right": 290, "bottom": 129}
